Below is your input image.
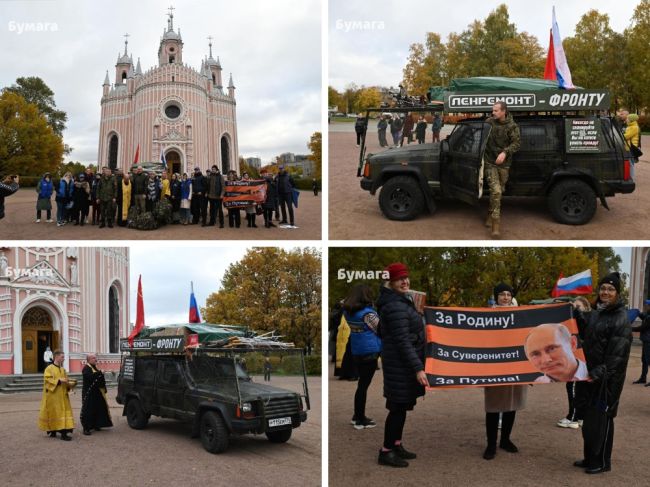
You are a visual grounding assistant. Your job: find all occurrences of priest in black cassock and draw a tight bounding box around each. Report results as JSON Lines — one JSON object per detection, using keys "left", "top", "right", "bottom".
{"left": 80, "top": 354, "right": 113, "bottom": 435}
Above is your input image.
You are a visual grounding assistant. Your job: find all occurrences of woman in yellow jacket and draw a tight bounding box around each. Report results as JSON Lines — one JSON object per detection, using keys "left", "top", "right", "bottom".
{"left": 624, "top": 114, "right": 641, "bottom": 161}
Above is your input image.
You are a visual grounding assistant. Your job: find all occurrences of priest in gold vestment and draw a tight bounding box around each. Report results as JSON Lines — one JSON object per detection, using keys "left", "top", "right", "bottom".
{"left": 38, "top": 350, "right": 75, "bottom": 440}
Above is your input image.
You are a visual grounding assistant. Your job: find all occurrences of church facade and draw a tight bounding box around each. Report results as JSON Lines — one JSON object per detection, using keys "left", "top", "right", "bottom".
{"left": 97, "top": 9, "right": 238, "bottom": 175}
{"left": 0, "top": 247, "right": 130, "bottom": 375}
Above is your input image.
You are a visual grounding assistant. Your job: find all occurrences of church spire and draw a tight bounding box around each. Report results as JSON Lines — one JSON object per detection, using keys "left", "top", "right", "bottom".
{"left": 135, "top": 58, "right": 142, "bottom": 76}
{"left": 167, "top": 5, "right": 175, "bottom": 31}
{"left": 103, "top": 70, "right": 110, "bottom": 86}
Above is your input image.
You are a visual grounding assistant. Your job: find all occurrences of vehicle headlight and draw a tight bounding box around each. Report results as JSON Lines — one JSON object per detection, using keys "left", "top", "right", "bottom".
{"left": 241, "top": 402, "right": 253, "bottom": 413}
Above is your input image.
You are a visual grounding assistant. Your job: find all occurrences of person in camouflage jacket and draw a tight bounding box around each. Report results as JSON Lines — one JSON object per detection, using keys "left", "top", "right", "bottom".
{"left": 484, "top": 101, "right": 520, "bottom": 239}
{"left": 96, "top": 167, "right": 117, "bottom": 228}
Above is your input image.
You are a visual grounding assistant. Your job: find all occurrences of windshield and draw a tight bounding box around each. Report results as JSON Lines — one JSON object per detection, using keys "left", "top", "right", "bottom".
{"left": 185, "top": 355, "right": 250, "bottom": 385}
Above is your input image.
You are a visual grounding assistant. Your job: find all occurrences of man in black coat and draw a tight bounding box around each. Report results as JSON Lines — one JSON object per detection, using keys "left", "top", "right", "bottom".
{"left": 573, "top": 272, "right": 632, "bottom": 474}
{"left": 375, "top": 262, "right": 428, "bottom": 468}
{"left": 206, "top": 165, "right": 225, "bottom": 228}
{"left": 0, "top": 175, "right": 19, "bottom": 220}
{"left": 80, "top": 354, "right": 113, "bottom": 435}
{"left": 191, "top": 167, "right": 207, "bottom": 225}
{"left": 276, "top": 166, "right": 296, "bottom": 227}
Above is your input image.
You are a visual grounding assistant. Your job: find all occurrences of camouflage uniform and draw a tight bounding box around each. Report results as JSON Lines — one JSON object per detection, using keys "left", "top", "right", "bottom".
{"left": 484, "top": 113, "right": 520, "bottom": 219}
{"left": 97, "top": 174, "right": 117, "bottom": 226}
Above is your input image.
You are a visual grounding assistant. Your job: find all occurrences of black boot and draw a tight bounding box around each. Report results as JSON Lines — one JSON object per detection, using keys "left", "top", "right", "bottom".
{"left": 393, "top": 444, "right": 416, "bottom": 459}
{"left": 246, "top": 214, "right": 252, "bottom": 227}
{"left": 83, "top": 429, "right": 92, "bottom": 436}
{"left": 251, "top": 215, "right": 257, "bottom": 228}
{"left": 60, "top": 432, "right": 72, "bottom": 441}
{"left": 633, "top": 378, "right": 647, "bottom": 384}
{"left": 499, "top": 411, "right": 518, "bottom": 453}
{"left": 378, "top": 449, "right": 408, "bottom": 468}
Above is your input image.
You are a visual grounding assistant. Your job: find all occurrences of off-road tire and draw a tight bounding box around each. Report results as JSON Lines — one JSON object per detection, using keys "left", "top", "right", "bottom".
{"left": 378, "top": 175, "right": 425, "bottom": 221}
{"left": 547, "top": 179, "right": 597, "bottom": 225}
{"left": 200, "top": 411, "right": 229, "bottom": 454}
{"left": 266, "top": 428, "right": 292, "bottom": 443}
{"left": 126, "top": 398, "right": 149, "bottom": 430}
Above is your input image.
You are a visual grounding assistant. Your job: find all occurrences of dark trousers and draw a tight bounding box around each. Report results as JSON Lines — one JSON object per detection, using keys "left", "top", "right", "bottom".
{"left": 383, "top": 409, "right": 407, "bottom": 449}
{"left": 191, "top": 194, "right": 204, "bottom": 224}
{"left": 353, "top": 358, "right": 377, "bottom": 420}
{"left": 641, "top": 341, "right": 650, "bottom": 380}
{"left": 583, "top": 414, "right": 614, "bottom": 468}
{"left": 228, "top": 209, "right": 241, "bottom": 227}
{"left": 264, "top": 369, "right": 271, "bottom": 381}
{"left": 565, "top": 381, "right": 584, "bottom": 421}
{"left": 486, "top": 411, "right": 516, "bottom": 448}
{"left": 355, "top": 131, "right": 363, "bottom": 145}
{"left": 278, "top": 192, "right": 294, "bottom": 224}
{"left": 36, "top": 209, "right": 51, "bottom": 220}
{"left": 208, "top": 198, "right": 224, "bottom": 226}
{"left": 263, "top": 208, "right": 274, "bottom": 226}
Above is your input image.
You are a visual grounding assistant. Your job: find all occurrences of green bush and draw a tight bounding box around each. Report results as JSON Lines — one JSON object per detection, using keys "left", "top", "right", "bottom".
{"left": 304, "top": 355, "right": 321, "bottom": 375}
{"left": 293, "top": 178, "right": 320, "bottom": 191}
{"left": 638, "top": 115, "right": 650, "bottom": 133}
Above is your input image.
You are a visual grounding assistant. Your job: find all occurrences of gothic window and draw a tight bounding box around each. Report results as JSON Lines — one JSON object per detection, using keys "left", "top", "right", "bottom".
{"left": 165, "top": 103, "right": 181, "bottom": 120}
{"left": 169, "top": 55, "right": 175, "bottom": 64}
{"left": 108, "top": 285, "right": 119, "bottom": 354}
{"left": 108, "top": 134, "right": 118, "bottom": 170}
{"left": 221, "top": 136, "right": 230, "bottom": 173}
{"left": 121, "top": 71, "right": 127, "bottom": 83}
{"left": 212, "top": 74, "right": 216, "bottom": 85}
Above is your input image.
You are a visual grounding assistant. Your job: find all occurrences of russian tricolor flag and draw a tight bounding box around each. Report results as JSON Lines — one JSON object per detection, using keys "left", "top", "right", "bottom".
{"left": 551, "top": 269, "right": 593, "bottom": 297}
{"left": 543, "top": 7, "right": 575, "bottom": 89}
{"left": 189, "top": 282, "right": 202, "bottom": 323}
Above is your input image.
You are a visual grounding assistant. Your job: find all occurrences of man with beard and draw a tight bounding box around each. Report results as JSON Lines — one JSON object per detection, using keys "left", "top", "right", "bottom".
{"left": 80, "top": 354, "right": 113, "bottom": 435}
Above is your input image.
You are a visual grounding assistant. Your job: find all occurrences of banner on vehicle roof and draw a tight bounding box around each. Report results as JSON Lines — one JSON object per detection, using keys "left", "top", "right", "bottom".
{"left": 424, "top": 303, "right": 586, "bottom": 388}
{"left": 444, "top": 89, "right": 610, "bottom": 113}
{"left": 223, "top": 180, "right": 266, "bottom": 209}
{"left": 120, "top": 335, "right": 186, "bottom": 352}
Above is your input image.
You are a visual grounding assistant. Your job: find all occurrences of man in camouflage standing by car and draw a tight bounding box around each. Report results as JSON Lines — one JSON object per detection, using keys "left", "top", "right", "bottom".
{"left": 96, "top": 166, "right": 117, "bottom": 228}
{"left": 484, "top": 101, "right": 520, "bottom": 239}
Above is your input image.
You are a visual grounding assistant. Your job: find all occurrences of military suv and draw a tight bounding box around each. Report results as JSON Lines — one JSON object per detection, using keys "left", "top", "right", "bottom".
{"left": 116, "top": 337, "right": 309, "bottom": 454}
{"left": 359, "top": 111, "right": 635, "bottom": 225}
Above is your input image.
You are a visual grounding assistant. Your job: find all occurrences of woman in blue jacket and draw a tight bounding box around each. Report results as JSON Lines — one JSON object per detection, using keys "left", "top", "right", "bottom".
{"left": 343, "top": 284, "right": 382, "bottom": 430}
{"left": 36, "top": 173, "right": 54, "bottom": 222}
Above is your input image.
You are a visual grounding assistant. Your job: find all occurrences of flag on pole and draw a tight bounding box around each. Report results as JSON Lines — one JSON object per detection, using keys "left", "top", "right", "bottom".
{"left": 551, "top": 269, "right": 593, "bottom": 297}
{"left": 133, "top": 144, "right": 140, "bottom": 164}
{"left": 128, "top": 275, "right": 145, "bottom": 347}
{"left": 544, "top": 7, "right": 575, "bottom": 89}
{"left": 189, "top": 282, "right": 202, "bottom": 323}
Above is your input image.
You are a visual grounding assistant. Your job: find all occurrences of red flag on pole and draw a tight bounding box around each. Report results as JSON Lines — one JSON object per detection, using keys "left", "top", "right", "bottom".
{"left": 133, "top": 144, "right": 140, "bottom": 164}
{"left": 128, "top": 275, "right": 145, "bottom": 347}
{"left": 543, "top": 29, "right": 557, "bottom": 81}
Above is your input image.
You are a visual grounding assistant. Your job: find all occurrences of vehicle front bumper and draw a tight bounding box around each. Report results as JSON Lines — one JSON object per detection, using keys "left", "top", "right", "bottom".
{"left": 360, "top": 177, "right": 373, "bottom": 192}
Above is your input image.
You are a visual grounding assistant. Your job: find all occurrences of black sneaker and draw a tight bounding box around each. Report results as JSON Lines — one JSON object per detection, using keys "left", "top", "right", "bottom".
{"left": 60, "top": 433, "right": 72, "bottom": 441}
{"left": 350, "top": 416, "right": 357, "bottom": 425}
{"left": 393, "top": 444, "right": 416, "bottom": 459}
{"left": 499, "top": 440, "right": 519, "bottom": 453}
{"left": 354, "top": 417, "right": 377, "bottom": 430}
{"left": 378, "top": 449, "right": 408, "bottom": 468}
{"left": 483, "top": 446, "right": 496, "bottom": 460}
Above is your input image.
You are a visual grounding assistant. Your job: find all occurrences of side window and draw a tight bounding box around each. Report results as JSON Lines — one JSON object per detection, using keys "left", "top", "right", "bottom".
{"left": 135, "top": 359, "right": 157, "bottom": 386}
{"left": 449, "top": 124, "right": 482, "bottom": 154}
{"left": 159, "top": 361, "right": 182, "bottom": 386}
{"left": 519, "top": 123, "right": 560, "bottom": 152}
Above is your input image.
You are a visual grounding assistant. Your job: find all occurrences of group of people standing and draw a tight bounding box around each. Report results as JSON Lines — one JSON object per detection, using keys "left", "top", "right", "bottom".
{"left": 28, "top": 164, "right": 300, "bottom": 230}
{"left": 334, "top": 264, "right": 632, "bottom": 475}
{"left": 370, "top": 112, "right": 443, "bottom": 148}
{"left": 38, "top": 350, "right": 113, "bottom": 440}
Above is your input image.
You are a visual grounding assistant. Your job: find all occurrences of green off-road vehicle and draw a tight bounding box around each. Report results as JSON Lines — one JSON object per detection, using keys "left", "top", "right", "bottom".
{"left": 116, "top": 327, "right": 309, "bottom": 454}
{"left": 359, "top": 85, "right": 635, "bottom": 225}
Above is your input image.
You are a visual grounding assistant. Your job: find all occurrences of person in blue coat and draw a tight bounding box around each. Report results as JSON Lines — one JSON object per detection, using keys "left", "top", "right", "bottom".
{"left": 36, "top": 173, "right": 54, "bottom": 222}
{"left": 343, "top": 284, "right": 381, "bottom": 430}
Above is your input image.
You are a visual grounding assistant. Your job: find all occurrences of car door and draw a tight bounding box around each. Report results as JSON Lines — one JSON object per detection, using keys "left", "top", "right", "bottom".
{"left": 443, "top": 121, "right": 491, "bottom": 205}
{"left": 156, "top": 360, "right": 187, "bottom": 419}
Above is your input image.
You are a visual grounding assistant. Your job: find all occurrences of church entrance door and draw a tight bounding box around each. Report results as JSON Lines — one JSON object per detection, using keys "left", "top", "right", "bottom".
{"left": 21, "top": 307, "right": 56, "bottom": 373}
{"left": 166, "top": 150, "right": 181, "bottom": 175}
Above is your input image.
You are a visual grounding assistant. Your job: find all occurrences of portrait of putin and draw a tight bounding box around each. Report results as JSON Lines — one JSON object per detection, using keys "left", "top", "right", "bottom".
{"left": 524, "top": 323, "right": 588, "bottom": 383}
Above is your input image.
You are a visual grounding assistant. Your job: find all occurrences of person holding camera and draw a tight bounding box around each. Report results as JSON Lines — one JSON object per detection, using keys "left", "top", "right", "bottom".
{"left": 0, "top": 174, "right": 20, "bottom": 220}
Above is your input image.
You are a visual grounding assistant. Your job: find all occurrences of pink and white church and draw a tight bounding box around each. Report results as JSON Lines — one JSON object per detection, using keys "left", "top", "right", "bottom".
{"left": 97, "top": 8, "right": 239, "bottom": 175}
{"left": 0, "top": 247, "right": 130, "bottom": 375}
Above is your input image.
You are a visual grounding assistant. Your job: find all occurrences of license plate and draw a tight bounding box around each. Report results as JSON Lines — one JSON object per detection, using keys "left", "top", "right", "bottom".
{"left": 268, "top": 417, "right": 291, "bottom": 427}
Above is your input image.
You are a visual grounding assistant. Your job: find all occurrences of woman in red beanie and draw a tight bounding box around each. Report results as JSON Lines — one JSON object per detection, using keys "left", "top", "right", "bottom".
{"left": 375, "top": 262, "right": 428, "bottom": 468}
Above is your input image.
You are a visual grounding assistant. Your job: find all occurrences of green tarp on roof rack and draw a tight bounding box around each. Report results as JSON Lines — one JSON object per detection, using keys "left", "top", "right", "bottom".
{"left": 136, "top": 323, "right": 250, "bottom": 342}
{"left": 448, "top": 77, "right": 567, "bottom": 92}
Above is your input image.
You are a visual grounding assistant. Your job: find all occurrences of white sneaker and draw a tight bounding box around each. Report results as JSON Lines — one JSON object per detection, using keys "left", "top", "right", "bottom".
{"left": 47, "top": 219, "right": 53, "bottom": 223}
{"left": 566, "top": 421, "right": 580, "bottom": 429}
{"left": 35, "top": 219, "right": 41, "bottom": 223}
{"left": 578, "top": 420, "right": 583, "bottom": 427}
{"left": 557, "top": 418, "right": 571, "bottom": 428}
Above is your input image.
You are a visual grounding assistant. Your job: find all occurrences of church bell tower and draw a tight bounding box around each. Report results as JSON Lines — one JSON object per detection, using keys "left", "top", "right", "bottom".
{"left": 158, "top": 6, "right": 183, "bottom": 66}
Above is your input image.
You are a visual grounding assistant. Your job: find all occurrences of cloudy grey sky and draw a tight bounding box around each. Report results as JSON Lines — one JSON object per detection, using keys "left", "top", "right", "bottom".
{"left": 0, "top": 0, "right": 321, "bottom": 165}
{"left": 329, "top": 0, "right": 639, "bottom": 90}
{"left": 128, "top": 245, "right": 304, "bottom": 326}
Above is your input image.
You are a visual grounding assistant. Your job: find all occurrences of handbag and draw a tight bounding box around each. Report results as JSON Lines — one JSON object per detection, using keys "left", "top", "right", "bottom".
{"left": 630, "top": 143, "right": 643, "bottom": 158}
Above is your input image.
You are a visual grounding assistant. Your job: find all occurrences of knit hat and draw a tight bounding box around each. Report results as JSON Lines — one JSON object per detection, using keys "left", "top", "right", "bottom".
{"left": 598, "top": 272, "right": 621, "bottom": 294}
{"left": 385, "top": 262, "right": 409, "bottom": 281}
{"left": 493, "top": 283, "right": 514, "bottom": 302}
{"left": 628, "top": 114, "right": 639, "bottom": 123}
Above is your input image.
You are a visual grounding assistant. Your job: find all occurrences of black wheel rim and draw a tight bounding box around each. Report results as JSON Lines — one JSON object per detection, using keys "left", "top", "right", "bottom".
{"left": 389, "top": 187, "right": 412, "bottom": 213}
{"left": 203, "top": 419, "right": 214, "bottom": 442}
{"left": 560, "top": 191, "right": 586, "bottom": 217}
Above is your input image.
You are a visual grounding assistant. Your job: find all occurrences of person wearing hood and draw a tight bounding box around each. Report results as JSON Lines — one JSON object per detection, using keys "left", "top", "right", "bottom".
{"left": 484, "top": 102, "right": 521, "bottom": 239}
{"left": 482, "top": 283, "right": 527, "bottom": 460}
{"left": 624, "top": 113, "right": 641, "bottom": 163}
{"left": 376, "top": 263, "right": 427, "bottom": 468}
{"left": 36, "top": 173, "right": 54, "bottom": 223}
{"left": 572, "top": 272, "right": 632, "bottom": 475}
{"left": 72, "top": 173, "right": 91, "bottom": 226}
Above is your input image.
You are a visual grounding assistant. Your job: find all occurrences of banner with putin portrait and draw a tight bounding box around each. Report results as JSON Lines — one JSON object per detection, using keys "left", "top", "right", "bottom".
{"left": 424, "top": 303, "right": 587, "bottom": 388}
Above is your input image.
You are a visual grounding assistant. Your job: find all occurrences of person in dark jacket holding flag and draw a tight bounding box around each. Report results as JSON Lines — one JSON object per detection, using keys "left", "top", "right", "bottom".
{"left": 573, "top": 272, "right": 632, "bottom": 474}
{"left": 376, "top": 263, "right": 427, "bottom": 468}
{"left": 343, "top": 284, "right": 381, "bottom": 430}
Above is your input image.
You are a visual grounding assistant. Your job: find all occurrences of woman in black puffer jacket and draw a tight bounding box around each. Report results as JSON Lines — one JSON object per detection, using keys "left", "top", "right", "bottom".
{"left": 573, "top": 272, "right": 632, "bottom": 475}
{"left": 375, "top": 262, "right": 427, "bottom": 468}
